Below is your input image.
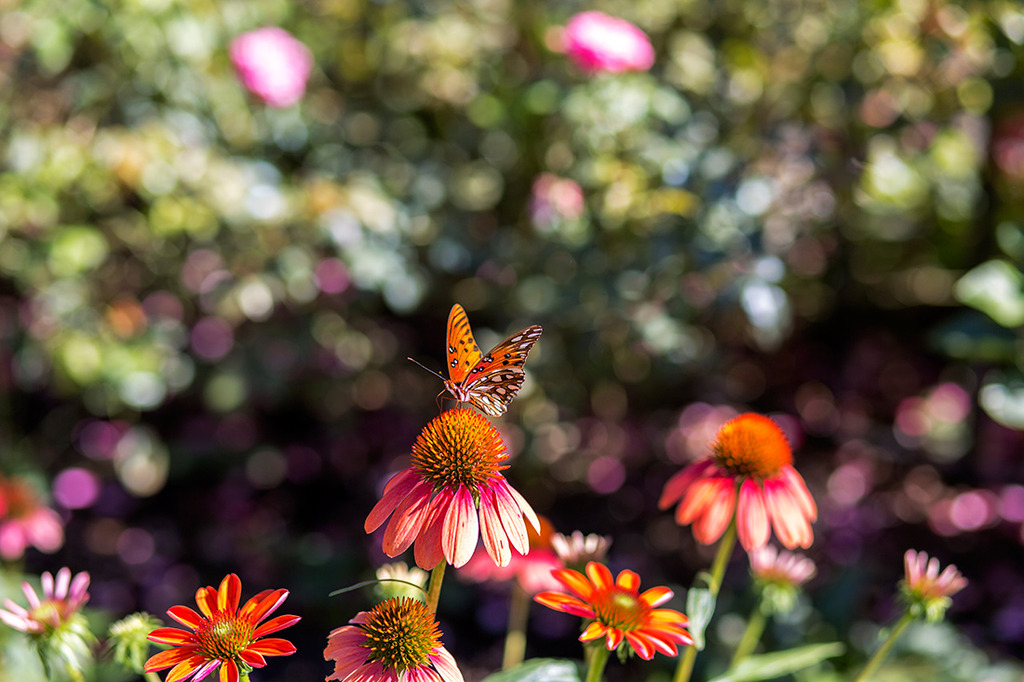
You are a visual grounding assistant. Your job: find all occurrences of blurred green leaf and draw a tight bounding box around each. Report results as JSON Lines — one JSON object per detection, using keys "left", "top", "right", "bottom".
{"left": 708, "top": 643, "right": 845, "bottom": 682}
{"left": 479, "top": 658, "right": 582, "bottom": 682}
{"left": 954, "top": 260, "right": 1024, "bottom": 328}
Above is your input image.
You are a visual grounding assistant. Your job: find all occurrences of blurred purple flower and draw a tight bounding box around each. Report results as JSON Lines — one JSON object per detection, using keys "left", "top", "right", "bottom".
{"left": 229, "top": 27, "right": 313, "bottom": 108}
{"left": 562, "top": 12, "right": 655, "bottom": 74}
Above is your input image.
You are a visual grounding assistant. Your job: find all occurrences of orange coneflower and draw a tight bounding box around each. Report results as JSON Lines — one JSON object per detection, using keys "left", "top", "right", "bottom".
{"left": 535, "top": 561, "right": 692, "bottom": 661}
{"left": 145, "top": 574, "right": 299, "bottom": 682}
{"left": 659, "top": 413, "right": 817, "bottom": 551}
{"left": 365, "top": 409, "right": 539, "bottom": 570}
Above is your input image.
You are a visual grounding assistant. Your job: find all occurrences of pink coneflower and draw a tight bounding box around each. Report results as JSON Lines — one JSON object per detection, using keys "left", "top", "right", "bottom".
{"left": 659, "top": 413, "right": 817, "bottom": 551}
{"left": 365, "top": 409, "right": 540, "bottom": 570}
{"left": 551, "top": 530, "right": 612, "bottom": 571}
{"left": 145, "top": 574, "right": 299, "bottom": 682}
{"left": 749, "top": 545, "right": 816, "bottom": 615}
{"left": 0, "top": 477, "right": 64, "bottom": 560}
{"left": 535, "top": 562, "right": 692, "bottom": 661}
{"left": 900, "top": 549, "right": 967, "bottom": 622}
{"left": 459, "top": 515, "right": 562, "bottom": 595}
{"left": 325, "top": 597, "right": 464, "bottom": 682}
{"left": 561, "top": 12, "right": 655, "bottom": 74}
{"left": 0, "top": 567, "right": 90, "bottom": 634}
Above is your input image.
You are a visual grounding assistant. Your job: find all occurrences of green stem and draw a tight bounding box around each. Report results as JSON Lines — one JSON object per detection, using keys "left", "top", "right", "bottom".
{"left": 239, "top": 671, "right": 250, "bottom": 682}
{"left": 502, "top": 583, "right": 530, "bottom": 670}
{"left": 672, "top": 517, "right": 739, "bottom": 682}
{"left": 145, "top": 673, "right": 162, "bottom": 682}
{"left": 729, "top": 606, "right": 767, "bottom": 668}
{"left": 425, "top": 562, "right": 447, "bottom": 616}
{"left": 584, "top": 644, "right": 610, "bottom": 682}
{"left": 852, "top": 612, "right": 915, "bottom": 682}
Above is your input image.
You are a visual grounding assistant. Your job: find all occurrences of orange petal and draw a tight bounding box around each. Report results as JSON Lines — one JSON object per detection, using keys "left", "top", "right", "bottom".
{"left": 145, "top": 646, "right": 199, "bottom": 672}
{"left": 550, "top": 568, "right": 594, "bottom": 601}
{"left": 166, "top": 655, "right": 209, "bottom": 682}
{"left": 639, "top": 585, "right": 673, "bottom": 608}
{"left": 219, "top": 658, "right": 239, "bottom": 682}
{"left": 253, "top": 614, "right": 300, "bottom": 638}
{"left": 167, "top": 605, "right": 205, "bottom": 630}
{"left": 579, "top": 621, "right": 608, "bottom": 642}
{"left": 247, "top": 638, "right": 298, "bottom": 657}
{"left": 585, "top": 562, "right": 614, "bottom": 591}
{"left": 624, "top": 631, "right": 655, "bottom": 660}
{"left": 195, "top": 586, "right": 218, "bottom": 618}
{"left": 217, "top": 574, "right": 241, "bottom": 614}
{"left": 615, "top": 569, "right": 640, "bottom": 593}
{"left": 147, "top": 627, "right": 195, "bottom": 646}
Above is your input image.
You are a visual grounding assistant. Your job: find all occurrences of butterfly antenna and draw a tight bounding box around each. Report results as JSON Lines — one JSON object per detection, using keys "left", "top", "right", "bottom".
{"left": 407, "top": 356, "right": 447, "bottom": 381}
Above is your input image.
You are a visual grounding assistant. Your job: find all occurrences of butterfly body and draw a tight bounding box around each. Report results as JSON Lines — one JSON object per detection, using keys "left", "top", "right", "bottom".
{"left": 440, "top": 304, "right": 542, "bottom": 416}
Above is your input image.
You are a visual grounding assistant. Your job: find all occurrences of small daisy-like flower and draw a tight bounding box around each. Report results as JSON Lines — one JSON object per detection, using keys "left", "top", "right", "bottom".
{"left": 365, "top": 409, "right": 540, "bottom": 569}
{"left": 535, "top": 561, "right": 692, "bottom": 660}
{"left": 551, "top": 530, "right": 612, "bottom": 571}
{"left": 0, "top": 567, "right": 90, "bottom": 634}
{"left": 749, "top": 546, "right": 816, "bottom": 615}
{"left": 659, "top": 413, "right": 817, "bottom": 551}
{"left": 145, "top": 574, "right": 299, "bottom": 682}
{"left": 900, "top": 549, "right": 967, "bottom": 623}
{"left": 325, "top": 596, "right": 464, "bottom": 682}
{"left": 375, "top": 562, "right": 430, "bottom": 603}
{"left": 459, "top": 515, "right": 563, "bottom": 595}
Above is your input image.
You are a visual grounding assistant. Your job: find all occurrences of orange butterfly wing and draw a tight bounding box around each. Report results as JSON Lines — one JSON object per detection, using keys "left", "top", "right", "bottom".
{"left": 461, "top": 325, "right": 543, "bottom": 416}
{"left": 446, "top": 304, "right": 483, "bottom": 384}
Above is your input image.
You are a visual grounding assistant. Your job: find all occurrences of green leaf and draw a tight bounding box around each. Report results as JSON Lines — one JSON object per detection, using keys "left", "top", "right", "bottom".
{"left": 954, "top": 260, "right": 1024, "bottom": 328}
{"left": 708, "top": 643, "right": 845, "bottom": 682}
{"left": 479, "top": 658, "right": 582, "bottom": 682}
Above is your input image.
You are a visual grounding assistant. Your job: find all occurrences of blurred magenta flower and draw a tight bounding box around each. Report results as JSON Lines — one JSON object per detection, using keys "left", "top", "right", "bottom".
{"left": 0, "top": 477, "right": 64, "bottom": 560}
{"left": 562, "top": 12, "right": 655, "bottom": 74}
{"left": 229, "top": 27, "right": 313, "bottom": 107}
{"left": 659, "top": 413, "right": 817, "bottom": 551}
{"left": 0, "top": 567, "right": 90, "bottom": 634}
{"left": 901, "top": 549, "right": 967, "bottom": 622}
{"left": 145, "top": 573, "right": 299, "bottom": 682}
{"left": 325, "top": 597, "right": 464, "bottom": 682}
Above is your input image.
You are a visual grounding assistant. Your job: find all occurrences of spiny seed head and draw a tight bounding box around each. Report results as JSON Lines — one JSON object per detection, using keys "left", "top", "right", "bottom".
{"left": 710, "top": 413, "right": 792, "bottom": 480}
{"left": 360, "top": 597, "right": 442, "bottom": 672}
{"left": 411, "top": 410, "right": 508, "bottom": 494}
{"left": 195, "top": 616, "right": 254, "bottom": 660}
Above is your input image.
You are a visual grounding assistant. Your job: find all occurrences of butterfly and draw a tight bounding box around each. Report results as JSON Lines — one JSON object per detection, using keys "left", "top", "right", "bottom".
{"left": 409, "top": 304, "right": 542, "bottom": 416}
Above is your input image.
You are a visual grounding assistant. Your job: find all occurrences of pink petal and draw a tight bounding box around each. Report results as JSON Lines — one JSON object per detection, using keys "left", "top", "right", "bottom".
{"left": 442, "top": 485, "right": 479, "bottom": 568}
{"left": 415, "top": 492, "right": 450, "bottom": 570}
{"left": 365, "top": 469, "right": 421, "bottom": 533}
{"left": 381, "top": 479, "right": 433, "bottom": 556}
{"left": 659, "top": 460, "right": 713, "bottom": 510}
{"left": 478, "top": 489, "right": 511, "bottom": 567}
{"left": 491, "top": 480, "right": 530, "bottom": 555}
{"left": 736, "top": 480, "right": 770, "bottom": 551}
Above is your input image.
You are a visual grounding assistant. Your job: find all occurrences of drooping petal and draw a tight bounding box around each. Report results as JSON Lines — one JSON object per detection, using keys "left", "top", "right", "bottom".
{"left": 219, "top": 658, "right": 239, "bottom": 682}
{"left": 381, "top": 479, "right": 433, "bottom": 556}
{"left": 442, "top": 485, "right": 479, "bottom": 568}
{"left": 429, "top": 646, "right": 466, "bottom": 682}
{"left": 166, "top": 655, "right": 210, "bottom": 682}
{"left": 478, "top": 488, "right": 511, "bottom": 567}
{"left": 659, "top": 460, "right": 714, "bottom": 509}
{"left": 676, "top": 476, "right": 731, "bottom": 525}
{"left": 604, "top": 626, "right": 624, "bottom": 651}
{"left": 780, "top": 466, "right": 817, "bottom": 520}
{"left": 365, "top": 469, "right": 422, "bottom": 533}
{"left": 736, "top": 479, "right": 770, "bottom": 551}
{"left": 239, "top": 649, "right": 268, "bottom": 668}
{"left": 490, "top": 480, "right": 530, "bottom": 556}
{"left": 579, "top": 621, "right": 609, "bottom": 642}
{"left": 504, "top": 483, "right": 540, "bottom": 534}
{"left": 764, "top": 479, "right": 813, "bottom": 549}
{"left": 189, "top": 659, "right": 223, "bottom": 682}
{"left": 414, "top": 491, "right": 450, "bottom": 570}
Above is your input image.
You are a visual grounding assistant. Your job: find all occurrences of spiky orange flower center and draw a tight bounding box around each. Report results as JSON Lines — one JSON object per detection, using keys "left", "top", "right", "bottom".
{"left": 361, "top": 597, "right": 441, "bottom": 672}
{"left": 592, "top": 588, "right": 649, "bottom": 633}
{"left": 411, "top": 410, "right": 508, "bottom": 494}
{"left": 710, "top": 413, "right": 792, "bottom": 480}
{"left": 195, "top": 615, "right": 254, "bottom": 661}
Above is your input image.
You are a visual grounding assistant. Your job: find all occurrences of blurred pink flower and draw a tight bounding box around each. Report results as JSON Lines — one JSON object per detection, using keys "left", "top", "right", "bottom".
{"left": 229, "top": 27, "right": 313, "bottom": 107}
{"left": 0, "top": 478, "right": 63, "bottom": 560}
{"left": 530, "top": 174, "right": 585, "bottom": 227}
{"left": 562, "top": 12, "right": 655, "bottom": 74}
{"left": 459, "top": 516, "right": 563, "bottom": 595}
{"left": 901, "top": 549, "right": 967, "bottom": 622}
{"left": 0, "top": 567, "right": 89, "bottom": 634}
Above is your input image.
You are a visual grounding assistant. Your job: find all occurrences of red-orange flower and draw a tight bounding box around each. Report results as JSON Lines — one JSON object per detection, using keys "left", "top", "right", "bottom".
{"left": 659, "top": 413, "right": 817, "bottom": 551}
{"left": 145, "top": 574, "right": 299, "bottom": 682}
{"left": 535, "top": 562, "right": 692, "bottom": 660}
{"left": 365, "top": 409, "right": 539, "bottom": 570}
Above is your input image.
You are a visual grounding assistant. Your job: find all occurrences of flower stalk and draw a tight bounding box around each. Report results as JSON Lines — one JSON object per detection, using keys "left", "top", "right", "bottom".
{"left": 502, "top": 583, "right": 530, "bottom": 670}
{"left": 729, "top": 607, "right": 767, "bottom": 668}
{"left": 852, "top": 612, "right": 913, "bottom": 682}
{"left": 583, "top": 643, "right": 610, "bottom": 682}
{"left": 426, "top": 563, "right": 446, "bottom": 616}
